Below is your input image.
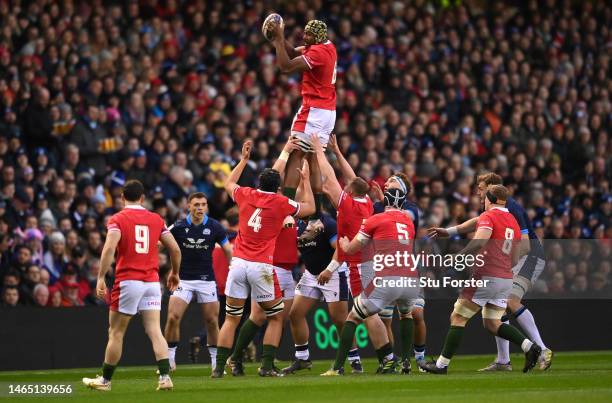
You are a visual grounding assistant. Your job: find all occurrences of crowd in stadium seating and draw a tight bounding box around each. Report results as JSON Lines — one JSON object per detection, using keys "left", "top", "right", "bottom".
{"left": 0, "top": 0, "right": 610, "bottom": 307}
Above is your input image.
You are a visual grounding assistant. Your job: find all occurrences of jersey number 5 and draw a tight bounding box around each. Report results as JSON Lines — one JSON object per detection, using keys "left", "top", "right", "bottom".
{"left": 135, "top": 225, "right": 149, "bottom": 254}
{"left": 396, "top": 223, "right": 410, "bottom": 244}
{"left": 248, "top": 208, "right": 263, "bottom": 233}
{"left": 502, "top": 228, "right": 514, "bottom": 255}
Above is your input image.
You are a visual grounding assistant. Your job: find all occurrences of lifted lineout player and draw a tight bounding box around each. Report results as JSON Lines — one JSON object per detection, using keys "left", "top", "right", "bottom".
{"left": 419, "top": 185, "right": 542, "bottom": 374}
{"left": 429, "top": 172, "right": 552, "bottom": 370}
{"left": 269, "top": 18, "right": 337, "bottom": 226}
{"left": 164, "top": 192, "right": 232, "bottom": 372}
{"left": 83, "top": 180, "right": 182, "bottom": 391}
{"left": 212, "top": 140, "right": 315, "bottom": 378}
{"left": 322, "top": 187, "right": 420, "bottom": 376}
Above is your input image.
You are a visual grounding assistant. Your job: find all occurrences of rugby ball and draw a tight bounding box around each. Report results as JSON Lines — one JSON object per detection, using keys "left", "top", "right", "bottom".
{"left": 262, "top": 13, "right": 284, "bottom": 41}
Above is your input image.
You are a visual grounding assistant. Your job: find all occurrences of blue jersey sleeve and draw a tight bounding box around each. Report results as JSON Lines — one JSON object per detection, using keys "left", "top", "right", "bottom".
{"left": 373, "top": 201, "right": 384, "bottom": 214}
{"left": 213, "top": 220, "right": 229, "bottom": 246}
{"left": 323, "top": 216, "right": 338, "bottom": 245}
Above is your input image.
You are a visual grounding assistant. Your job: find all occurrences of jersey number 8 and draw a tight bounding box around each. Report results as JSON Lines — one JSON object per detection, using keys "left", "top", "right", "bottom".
{"left": 502, "top": 227, "right": 514, "bottom": 255}
{"left": 135, "top": 225, "right": 149, "bottom": 254}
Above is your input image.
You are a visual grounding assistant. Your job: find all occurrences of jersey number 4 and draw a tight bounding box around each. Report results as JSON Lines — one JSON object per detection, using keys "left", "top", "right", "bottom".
{"left": 135, "top": 225, "right": 149, "bottom": 254}
{"left": 248, "top": 208, "right": 263, "bottom": 233}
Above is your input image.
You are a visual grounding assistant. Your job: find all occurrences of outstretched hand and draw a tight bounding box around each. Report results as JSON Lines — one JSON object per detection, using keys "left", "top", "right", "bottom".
{"left": 327, "top": 133, "right": 340, "bottom": 154}
{"left": 310, "top": 134, "right": 323, "bottom": 153}
{"left": 298, "top": 159, "right": 310, "bottom": 182}
{"left": 369, "top": 181, "right": 384, "bottom": 202}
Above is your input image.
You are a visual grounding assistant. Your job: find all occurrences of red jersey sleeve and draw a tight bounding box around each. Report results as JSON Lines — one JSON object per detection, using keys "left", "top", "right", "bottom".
{"left": 303, "top": 45, "right": 327, "bottom": 69}
{"left": 107, "top": 215, "right": 121, "bottom": 235}
{"left": 159, "top": 215, "right": 170, "bottom": 238}
{"left": 278, "top": 195, "right": 300, "bottom": 217}
{"left": 232, "top": 186, "right": 247, "bottom": 204}
{"left": 358, "top": 215, "right": 377, "bottom": 239}
{"left": 477, "top": 212, "right": 494, "bottom": 231}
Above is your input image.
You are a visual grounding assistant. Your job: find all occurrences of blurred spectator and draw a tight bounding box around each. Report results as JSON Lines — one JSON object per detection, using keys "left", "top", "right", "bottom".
{"left": 1, "top": 286, "right": 19, "bottom": 307}
{"left": 0, "top": 0, "right": 609, "bottom": 305}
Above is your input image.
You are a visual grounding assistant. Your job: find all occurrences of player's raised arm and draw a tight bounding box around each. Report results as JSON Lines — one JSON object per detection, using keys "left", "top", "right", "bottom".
{"left": 271, "top": 23, "right": 310, "bottom": 74}
{"left": 97, "top": 230, "right": 121, "bottom": 299}
{"left": 428, "top": 216, "right": 478, "bottom": 238}
{"left": 328, "top": 134, "right": 356, "bottom": 182}
{"left": 225, "top": 140, "right": 252, "bottom": 199}
{"left": 294, "top": 159, "right": 315, "bottom": 218}
{"left": 271, "top": 137, "right": 300, "bottom": 182}
{"left": 311, "top": 134, "right": 342, "bottom": 208}
{"left": 160, "top": 231, "right": 181, "bottom": 292}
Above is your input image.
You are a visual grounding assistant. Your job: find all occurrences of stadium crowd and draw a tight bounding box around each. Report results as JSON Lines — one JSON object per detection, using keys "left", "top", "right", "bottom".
{"left": 0, "top": 0, "right": 610, "bottom": 308}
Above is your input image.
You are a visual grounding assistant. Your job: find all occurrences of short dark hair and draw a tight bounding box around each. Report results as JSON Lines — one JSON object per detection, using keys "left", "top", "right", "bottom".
{"left": 188, "top": 192, "right": 207, "bottom": 203}
{"left": 349, "top": 177, "right": 370, "bottom": 197}
{"left": 122, "top": 180, "right": 145, "bottom": 202}
{"left": 259, "top": 168, "right": 281, "bottom": 193}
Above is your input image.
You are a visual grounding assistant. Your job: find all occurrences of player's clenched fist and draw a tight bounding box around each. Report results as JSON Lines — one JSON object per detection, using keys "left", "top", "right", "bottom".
{"left": 166, "top": 272, "right": 180, "bottom": 292}
{"left": 241, "top": 140, "right": 252, "bottom": 160}
{"left": 338, "top": 236, "right": 350, "bottom": 252}
{"left": 316, "top": 269, "right": 332, "bottom": 285}
{"left": 96, "top": 278, "right": 106, "bottom": 299}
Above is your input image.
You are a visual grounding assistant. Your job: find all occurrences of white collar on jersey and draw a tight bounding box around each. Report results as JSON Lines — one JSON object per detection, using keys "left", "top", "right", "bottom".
{"left": 490, "top": 206, "right": 509, "bottom": 212}
{"left": 256, "top": 189, "right": 275, "bottom": 194}
{"left": 124, "top": 204, "right": 146, "bottom": 210}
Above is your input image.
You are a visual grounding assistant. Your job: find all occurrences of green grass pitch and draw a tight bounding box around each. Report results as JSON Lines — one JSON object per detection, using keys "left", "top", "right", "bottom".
{"left": 1, "top": 351, "right": 611, "bottom": 402}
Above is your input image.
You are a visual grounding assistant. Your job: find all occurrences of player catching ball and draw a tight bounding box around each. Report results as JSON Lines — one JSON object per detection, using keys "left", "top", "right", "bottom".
{"left": 264, "top": 14, "right": 337, "bottom": 227}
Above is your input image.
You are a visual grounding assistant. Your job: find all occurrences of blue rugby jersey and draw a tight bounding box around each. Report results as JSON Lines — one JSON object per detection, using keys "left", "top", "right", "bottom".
{"left": 170, "top": 215, "right": 228, "bottom": 281}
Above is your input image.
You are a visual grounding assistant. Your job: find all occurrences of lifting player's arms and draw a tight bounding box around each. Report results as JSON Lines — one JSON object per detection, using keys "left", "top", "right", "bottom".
{"left": 212, "top": 140, "right": 315, "bottom": 378}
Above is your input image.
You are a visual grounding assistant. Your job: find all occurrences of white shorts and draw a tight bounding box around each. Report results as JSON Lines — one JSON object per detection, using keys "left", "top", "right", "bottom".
{"left": 171, "top": 280, "right": 218, "bottom": 304}
{"left": 291, "top": 105, "right": 336, "bottom": 152}
{"left": 273, "top": 267, "right": 296, "bottom": 300}
{"left": 461, "top": 276, "right": 513, "bottom": 309}
{"left": 295, "top": 270, "right": 349, "bottom": 303}
{"left": 353, "top": 276, "right": 421, "bottom": 319}
{"left": 225, "top": 257, "right": 281, "bottom": 302}
{"left": 511, "top": 256, "right": 546, "bottom": 299}
{"left": 110, "top": 280, "right": 161, "bottom": 315}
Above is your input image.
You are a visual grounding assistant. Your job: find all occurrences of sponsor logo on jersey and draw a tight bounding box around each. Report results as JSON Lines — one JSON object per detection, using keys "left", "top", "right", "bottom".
{"left": 183, "top": 238, "right": 209, "bottom": 250}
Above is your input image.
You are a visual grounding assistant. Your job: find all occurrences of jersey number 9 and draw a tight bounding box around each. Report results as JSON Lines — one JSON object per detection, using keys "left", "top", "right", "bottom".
{"left": 135, "top": 225, "right": 150, "bottom": 254}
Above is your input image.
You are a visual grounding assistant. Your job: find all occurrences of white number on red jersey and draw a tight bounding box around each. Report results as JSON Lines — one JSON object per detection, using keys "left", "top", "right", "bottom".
{"left": 397, "top": 223, "right": 410, "bottom": 244}
{"left": 135, "top": 225, "right": 149, "bottom": 254}
{"left": 248, "top": 208, "right": 263, "bottom": 233}
{"left": 502, "top": 227, "right": 514, "bottom": 255}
